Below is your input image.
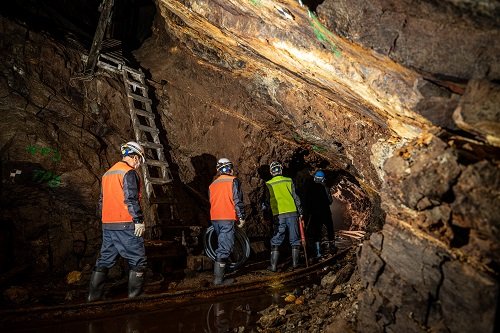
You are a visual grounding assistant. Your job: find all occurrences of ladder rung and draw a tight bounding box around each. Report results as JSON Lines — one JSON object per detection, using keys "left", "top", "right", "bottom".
{"left": 148, "top": 177, "right": 173, "bottom": 184}
{"left": 100, "top": 53, "right": 124, "bottom": 65}
{"left": 124, "top": 77, "right": 143, "bottom": 86}
{"left": 146, "top": 159, "right": 169, "bottom": 167}
{"left": 132, "top": 108, "right": 155, "bottom": 119}
{"left": 97, "top": 61, "right": 122, "bottom": 73}
{"left": 138, "top": 124, "right": 159, "bottom": 133}
{"left": 126, "top": 80, "right": 146, "bottom": 90}
{"left": 123, "top": 65, "right": 141, "bottom": 73}
{"left": 103, "top": 39, "right": 121, "bottom": 47}
{"left": 107, "top": 51, "right": 122, "bottom": 57}
{"left": 128, "top": 92, "right": 151, "bottom": 103}
{"left": 140, "top": 141, "right": 163, "bottom": 149}
{"left": 123, "top": 66, "right": 144, "bottom": 77}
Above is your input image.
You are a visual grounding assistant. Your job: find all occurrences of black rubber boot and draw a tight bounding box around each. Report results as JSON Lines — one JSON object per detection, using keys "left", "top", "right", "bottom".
{"left": 267, "top": 246, "right": 279, "bottom": 272}
{"left": 315, "top": 241, "right": 322, "bottom": 258}
{"left": 128, "top": 269, "right": 145, "bottom": 298}
{"left": 324, "top": 241, "right": 330, "bottom": 254}
{"left": 214, "top": 261, "right": 234, "bottom": 286}
{"left": 292, "top": 246, "right": 300, "bottom": 269}
{"left": 88, "top": 267, "right": 108, "bottom": 302}
{"left": 330, "top": 240, "right": 338, "bottom": 254}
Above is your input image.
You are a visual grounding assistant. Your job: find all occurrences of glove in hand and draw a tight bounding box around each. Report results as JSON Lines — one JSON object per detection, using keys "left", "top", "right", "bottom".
{"left": 237, "top": 219, "right": 245, "bottom": 228}
{"left": 134, "top": 223, "right": 145, "bottom": 237}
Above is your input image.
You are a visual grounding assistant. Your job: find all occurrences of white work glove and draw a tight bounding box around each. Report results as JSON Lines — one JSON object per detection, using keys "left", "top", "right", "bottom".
{"left": 134, "top": 223, "right": 145, "bottom": 237}
{"left": 237, "top": 219, "right": 245, "bottom": 228}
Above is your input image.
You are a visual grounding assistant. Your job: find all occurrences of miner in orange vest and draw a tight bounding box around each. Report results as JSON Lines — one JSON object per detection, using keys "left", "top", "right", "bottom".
{"left": 88, "top": 141, "right": 147, "bottom": 301}
{"left": 209, "top": 158, "right": 246, "bottom": 285}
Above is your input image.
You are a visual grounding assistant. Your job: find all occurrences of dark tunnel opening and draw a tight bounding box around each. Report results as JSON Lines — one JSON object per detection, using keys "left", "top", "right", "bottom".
{"left": 300, "top": 0, "right": 325, "bottom": 13}
{"left": 109, "top": 0, "right": 156, "bottom": 52}
{"left": 0, "top": 0, "right": 156, "bottom": 53}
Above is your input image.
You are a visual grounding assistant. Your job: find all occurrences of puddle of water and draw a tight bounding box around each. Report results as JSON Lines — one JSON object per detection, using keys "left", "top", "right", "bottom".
{"left": 7, "top": 242, "right": 353, "bottom": 333}
{"left": 9, "top": 287, "right": 291, "bottom": 333}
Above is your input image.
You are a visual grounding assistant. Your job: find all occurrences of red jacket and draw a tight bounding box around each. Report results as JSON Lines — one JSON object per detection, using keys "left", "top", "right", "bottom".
{"left": 209, "top": 175, "right": 238, "bottom": 221}
{"left": 101, "top": 161, "right": 142, "bottom": 224}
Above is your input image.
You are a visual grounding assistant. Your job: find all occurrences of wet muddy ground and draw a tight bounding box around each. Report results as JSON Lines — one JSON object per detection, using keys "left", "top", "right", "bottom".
{"left": 9, "top": 288, "right": 281, "bottom": 332}
{"left": 2, "top": 238, "right": 359, "bottom": 333}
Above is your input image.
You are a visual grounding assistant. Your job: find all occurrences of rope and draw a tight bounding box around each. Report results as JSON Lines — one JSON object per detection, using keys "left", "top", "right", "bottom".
{"left": 203, "top": 226, "right": 251, "bottom": 270}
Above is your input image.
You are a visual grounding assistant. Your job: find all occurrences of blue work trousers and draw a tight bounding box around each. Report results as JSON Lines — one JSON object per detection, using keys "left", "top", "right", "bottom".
{"left": 95, "top": 229, "right": 147, "bottom": 270}
{"left": 271, "top": 214, "right": 301, "bottom": 247}
{"left": 212, "top": 220, "right": 235, "bottom": 262}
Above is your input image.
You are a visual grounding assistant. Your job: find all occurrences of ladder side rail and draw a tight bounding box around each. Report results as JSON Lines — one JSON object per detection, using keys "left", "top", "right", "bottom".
{"left": 85, "top": 0, "right": 115, "bottom": 75}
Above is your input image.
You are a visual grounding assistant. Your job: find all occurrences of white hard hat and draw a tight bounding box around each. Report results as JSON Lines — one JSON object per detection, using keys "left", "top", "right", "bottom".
{"left": 216, "top": 158, "right": 233, "bottom": 174}
{"left": 120, "top": 141, "right": 145, "bottom": 163}
{"left": 270, "top": 161, "right": 282, "bottom": 176}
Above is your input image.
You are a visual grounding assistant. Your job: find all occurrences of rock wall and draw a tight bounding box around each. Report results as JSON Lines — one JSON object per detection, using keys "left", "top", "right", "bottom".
{"left": 311, "top": 1, "right": 500, "bottom": 331}
{"left": 319, "top": 0, "right": 500, "bottom": 80}
{"left": 358, "top": 134, "right": 499, "bottom": 332}
{"left": 0, "top": 17, "right": 136, "bottom": 274}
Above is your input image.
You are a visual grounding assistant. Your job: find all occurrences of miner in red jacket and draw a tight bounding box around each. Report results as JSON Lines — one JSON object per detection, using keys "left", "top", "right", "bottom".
{"left": 209, "top": 158, "right": 246, "bottom": 285}
{"left": 88, "top": 141, "right": 147, "bottom": 301}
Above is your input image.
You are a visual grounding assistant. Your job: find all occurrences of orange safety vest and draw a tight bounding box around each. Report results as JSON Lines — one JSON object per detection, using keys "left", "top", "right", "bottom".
{"left": 209, "top": 175, "right": 237, "bottom": 221}
{"left": 101, "top": 161, "right": 140, "bottom": 223}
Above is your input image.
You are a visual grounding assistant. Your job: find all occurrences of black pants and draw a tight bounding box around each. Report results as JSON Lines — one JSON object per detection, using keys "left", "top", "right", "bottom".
{"left": 309, "top": 212, "right": 334, "bottom": 242}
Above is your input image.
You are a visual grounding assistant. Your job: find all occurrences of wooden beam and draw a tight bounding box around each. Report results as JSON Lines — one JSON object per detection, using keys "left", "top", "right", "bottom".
{"left": 84, "top": 0, "right": 115, "bottom": 75}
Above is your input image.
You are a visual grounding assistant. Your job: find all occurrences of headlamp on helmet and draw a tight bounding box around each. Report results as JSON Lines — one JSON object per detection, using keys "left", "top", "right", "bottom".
{"left": 120, "top": 141, "right": 145, "bottom": 163}
{"left": 269, "top": 161, "right": 283, "bottom": 176}
{"left": 216, "top": 158, "right": 233, "bottom": 175}
{"left": 314, "top": 170, "right": 325, "bottom": 183}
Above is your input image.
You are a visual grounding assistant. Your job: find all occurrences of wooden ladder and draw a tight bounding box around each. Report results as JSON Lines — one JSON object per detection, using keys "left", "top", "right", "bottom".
{"left": 93, "top": 53, "right": 176, "bottom": 237}
{"left": 81, "top": 0, "right": 177, "bottom": 237}
{"left": 121, "top": 65, "right": 173, "bottom": 199}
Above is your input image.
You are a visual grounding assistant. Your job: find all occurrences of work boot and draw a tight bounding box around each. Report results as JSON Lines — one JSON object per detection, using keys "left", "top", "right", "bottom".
{"left": 324, "top": 241, "right": 330, "bottom": 254}
{"left": 292, "top": 246, "right": 301, "bottom": 269}
{"left": 128, "top": 269, "right": 145, "bottom": 298}
{"left": 267, "top": 246, "right": 279, "bottom": 272}
{"left": 214, "top": 261, "right": 234, "bottom": 286}
{"left": 87, "top": 267, "right": 108, "bottom": 302}
{"left": 315, "top": 241, "right": 322, "bottom": 258}
{"left": 329, "top": 240, "right": 338, "bottom": 254}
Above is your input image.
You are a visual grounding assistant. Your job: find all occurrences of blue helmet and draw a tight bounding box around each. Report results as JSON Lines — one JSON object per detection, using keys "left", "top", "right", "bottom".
{"left": 314, "top": 170, "right": 325, "bottom": 182}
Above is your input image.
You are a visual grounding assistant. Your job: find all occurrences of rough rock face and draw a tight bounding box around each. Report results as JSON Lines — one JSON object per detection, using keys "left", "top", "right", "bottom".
{"left": 0, "top": 17, "right": 138, "bottom": 273}
{"left": 454, "top": 79, "right": 500, "bottom": 146}
{"left": 359, "top": 222, "right": 498, "bottom": 333}
{"left": 358, "top": 135, "right": 499, "bottom": 332}
{"left": 319, "top": 0, "right": 500, "bottom": 80}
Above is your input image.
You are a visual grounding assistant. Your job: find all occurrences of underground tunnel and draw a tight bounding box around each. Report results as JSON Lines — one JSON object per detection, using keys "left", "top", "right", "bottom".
{"left": 0, "top": 0, "right": 499, "bottom": 332}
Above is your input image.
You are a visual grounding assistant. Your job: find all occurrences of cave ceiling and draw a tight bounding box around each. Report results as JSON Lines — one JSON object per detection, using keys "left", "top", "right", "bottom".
{"left": 2, "top": 0, "right": 498, "bottom": 193}
{"left": 149, "top": 0, "right": 500, "bottom": 190}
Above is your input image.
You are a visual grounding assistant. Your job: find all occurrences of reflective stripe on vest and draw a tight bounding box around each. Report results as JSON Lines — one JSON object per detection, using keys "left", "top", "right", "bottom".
{"left": 102, "top": 162, "right": 135, "bottom": 223}
{"left": 266, "top": 176, "right": 297, "bottom": 216}
{"left": 209, "top": 175, "right": 237, "bottom": 221}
